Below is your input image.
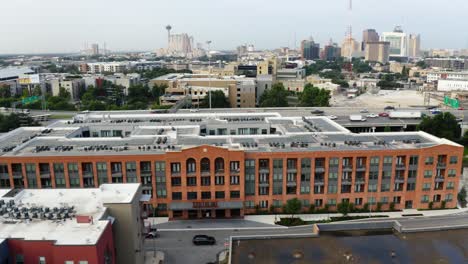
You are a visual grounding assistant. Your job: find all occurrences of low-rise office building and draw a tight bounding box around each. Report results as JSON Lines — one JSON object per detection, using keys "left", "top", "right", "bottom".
{"left": 0, "top": 111, "right": 462, "bottom": 220}
{"left": 0, "top": 184, "right": 145, "bottom": 264}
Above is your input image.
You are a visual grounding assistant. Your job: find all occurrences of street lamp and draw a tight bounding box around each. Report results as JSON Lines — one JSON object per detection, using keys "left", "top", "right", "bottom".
{"left": 206, "top": 41, "right": 212, "bottom": 109}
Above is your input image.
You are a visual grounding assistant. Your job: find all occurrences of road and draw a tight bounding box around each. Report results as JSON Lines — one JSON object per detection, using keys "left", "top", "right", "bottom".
{"left": 147, "top": 213, "right": 468, "bottom": 264}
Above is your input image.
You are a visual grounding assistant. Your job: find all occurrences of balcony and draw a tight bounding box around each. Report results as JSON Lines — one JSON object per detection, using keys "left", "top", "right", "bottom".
{"left": 258, "top": 181, "right": 270, "bottom": 187}
{"left": 341, "top": 178, "right": 352, "bottom": 185}
{"left": 83, "top": 171, "right": 94, "bottom": 178}
{"left": 201, "top": 170, "right": 210, "bottom": 176}
{"left": 395, "top": 164, "right": 406, "bottom": 170}
{"left": 171, "top": 171, "right": 181, "bottom": 177}
{"left": 142, "top": 185, "right": 153, "bottom": 190}
{"left": 287, "top": 168, "right": 297, "bottom": 173}
{"left": 259, "top": 168, "right": 269, "bottom": 173}
{"left": 69, "top": 171, "right": 79, "bottom": 178}
{"left": 230, "top": 169, "right": 240, "bottom": 175}
{"left": 355, "top": 177, "right": 366, "bottom": 184}
{"left": 111, "top": 171, "right": 123, "bottom": 178}
{"left": 141, "top": 171, "right": 152, "bottom": 177}
{"left": 435, "top": 176, "right": 445, "bottom": 182}
{"left": 342, "top": 165, "right": 353, "bottom": 172}
{"left": 315, "top": 167, "right": 325, "bottom": 173}
{"left": 356, "top": 166, "right": 366, "bottom": 172}
{"left": 286, "top": 181, "right": 297, "bottom": 187}
{"left": 215, "top": 169, "right": 225, "bottom": 175}
{"left": 394, "top": 177, "right": 405, "bottom": 183}
{"left": 39, "top": 171, "right": 51, "bottom": 178}
{"left": 314, "top": 179, "right": 324, "bottom": 186}
{"left": 12, "top": 172, "right": 23, "bottom": 179}
{"left": 436, "top": 163, "right": 446, "bottom": 169}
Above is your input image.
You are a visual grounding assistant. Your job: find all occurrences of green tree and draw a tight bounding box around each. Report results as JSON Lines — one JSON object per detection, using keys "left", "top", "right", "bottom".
{"left": 418, "top": 112, "right": 461, "bottom": 141}
{"left": 0, "top": 85, "right": 11, "bottom": 98}
{"left": 259, "top": 83, "right": 289, "bottom": 107}
{"left": 458, "top": 187, "right": 467, "bottom": 206}
{"left": 283, "top": 198, "right": 302, "bottom": 219}
{"left": 384, "top": 126, "right": 391, "bottom": 132}
{"left": 200, "top": 90, "right": 230, "bottom": 108}
{"left": 299, "top": 84, "right": 331, "bottom": 107}
{"left": 0, "top": 113, "right": 39, "bottom": 132}
{"left": 151, "top": 84, "right": 167, "bottom": 100}
{"left": 58, "top": 87, "right": 71, "bottom": 100}
{"left": 337, "top": 201, "right": 354, "bottom": 216}
{"left": 32, "top": 85, "right": 42, "bottom": 96}
{"left": 416, "top": 61, "right": 427, "bottom": 69}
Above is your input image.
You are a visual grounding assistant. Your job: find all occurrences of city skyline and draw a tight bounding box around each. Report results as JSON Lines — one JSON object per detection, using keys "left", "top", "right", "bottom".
{"left": 1, "top": 0, "right": 468, "bottom": 54}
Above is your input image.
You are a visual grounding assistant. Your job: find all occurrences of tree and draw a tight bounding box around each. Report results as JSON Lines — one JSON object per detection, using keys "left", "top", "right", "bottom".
{"left": 337, "top": 201, "right": 354, "bottom": 216}
{"left": 259, "top": 83, "right": 288, "bottom": 107}
{"left": 151, "top": 84, "right": 167, "bottom": 101}
{"left": 418, "top": 112, "right": 461, "bottom": 141}
{"left": 0, "top": 85, "right": 11, "bottom": 98}
{"left": 58, "top": 87, "right": 71, "bottom": 100}
{"left": 0, "top": 113, "right": 39, "bottom": 132}
{"left": 32, "top": 85, "right": 42, "bottom": 96}
{"left": 384, "top": 126, "right": 391, "bottom": 132}
{"left": 416, "top": 61, "right": 427, "bottom": 69}
{"left": 200, "top": 90, "right": 230, "bottom": 108}
{"left": 283, "top": 198, "right": 302, "bottom": 219}
{"left": 299, "top": 84, "right": 331, "bottom": 107}
{"left": 458, "top": 187, "right": 467, "bottom": 206}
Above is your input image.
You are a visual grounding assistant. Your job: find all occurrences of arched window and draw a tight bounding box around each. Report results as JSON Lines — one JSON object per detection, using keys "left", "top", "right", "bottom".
{"left": 215, "top": 157, "right": 224, "bottom": 172}
{"left": 201, "top": 158, "right": 210, "bottom": 173}
{"left": 186, "top": 158, "right": 196, "bottom": 173}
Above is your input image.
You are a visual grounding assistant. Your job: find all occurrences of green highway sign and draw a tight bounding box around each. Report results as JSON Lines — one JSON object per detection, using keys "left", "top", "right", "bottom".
{"left": 21, "top": 96, "right": 41, "bottom": 105}
{"left": 444, "top": 96, "right": 459, "bottom": 109}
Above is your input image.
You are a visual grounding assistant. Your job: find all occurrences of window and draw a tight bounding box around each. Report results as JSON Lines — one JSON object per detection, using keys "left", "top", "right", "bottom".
{"left": 300, "top": 185, "right": 310, "bottom": 194}
{"left": 215, "top": 191, "right": 225, "bottom": 199}
{"left": 355, "top": 198, "right": 363, "bottom": 205}
{"left": 421, "top": 195, "right": 429, "bottom": 203}
{"left": 449, "top": 156, "right": 458, "bottom": 164}
{"left": 328, "top": 172, "right": 338, "bottom": 180}
{"left": 155, "top": 161, "right": 165, "bottom": 172}
{"left": 301, "top": 199, "right": 310, "bottom": 207}
{"left": 215, "top": 176, "right": 225, "bottom": 185}
{"left": 65, "top": 262, "right": 74, "bottom": 264}
{"left": 448, "top": 169, "right": 456, "bottom": 177}
{"left": 259, "top": 200, "right": 268, "bottom": 208}
{"left": 406, "top": 183, "right": 415, "bottom": 191}
{"left": 447, "top": 182, "right": 455, "bottom": 190}
{"left": 381, "top": 183, "right": 390, "bottom": 192}
{"left": 370, "top": 157, "right": 380, "bottom": 165}
{"left": 230, "top": 191, "right": 240, "bottom": 198}
{"left": 15, "top": 254, "right": 24, "bottom": 264}
{"left": 156, "top": 189, "right": 166, "bottom": 198}
{"left": 187, "top": 177, "right": 196, "bottom": 186}
{"left": 408, "top": 170, "right": 417, "bottom": 179}
{"left": 79, "top": 262, "right": 89, "bottom": 264}
{"left": 368, "top": 184, "right": 377, "bottom": 192}
{"left": 39, "top": 257, "right": 46, "bottom": 264}
{"left": 445, "top": 193, "right": 453, "bottom": 202}
{"left": 369, "top": 171, "right": 379, "bottom": 180}
{"left": 422, "top": 183, "right": 431, "bottom": 191}
{"left": 187, "top": 192, "right": 197, "bottom": 200}
{"left": 380, "top": 197, "right": 389, "bottom": 204}
{"left": 382, "top": 171, "right": 391, "bottom": 179}
{"left": 172, "top": 192, "right": 182, "bottom": 200}
{"left": 329, "top": 158, "right": 339, "bottom": 166}
{"left": 230, "top": 176, "right": 239, "bottom": 185}
{"left": 424, "top": 170, "right": 433, "bottom": 178}
{"left": 327, "top": 199, "right": 336, "bottom": 206}
{"left": 409, "top": 156, "right": 418, "bottom": 165}
{"left": 201, "top": 177, "right": 211, "bottom": 186}
{"left": 368, "top": 197, "right": 376, "bottom": 205}
{"left": 393, "top": 196, "right": 401, "bottom": 204}
{"left": 244, "top": 201, "right": 255, "bottom": 208}
{"left": 171, "top": 163, "right": 181, "bottom": 174}
{"left": 327, "top": 185, "right": 337, "bottom": 194}
{"left": 383, "top": 156, "right": 393, "bottom": 165}
{"left": 171, "top": 177, "right": 181, "bottom": 187}
{"left": 315, "top": 199, "right": 323, "bottom": 207}
{"left": 201, "top": 192, "right": 211, "bottom": 199}
{"left": 425, "top": 157, "right": 434, "bottom": 165}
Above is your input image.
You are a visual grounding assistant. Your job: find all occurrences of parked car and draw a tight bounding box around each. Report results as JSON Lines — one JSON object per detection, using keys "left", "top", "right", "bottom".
{"left": 311, "top": 109, "right": 325, "bottom": 115}
{"left": 431, "top": 109, "right": 442, "bottom": 114}
{"left": 145, "top": 231, "right": 158, "bottom": 239}
{"left": 458, "top": 107, "right": 465, "bottom": 110}
{"left": 327, "top": 115, "right": 337, "bottom": 120}
{"left": 360, "top": 109, "right": 369, "bottom": 113}
{"left": 366, "top": 113, "right": 378, "bottom": 118}
{"left": 190, "top": 109, "right": 200, "bottom": 113}
{"left": 378, "top": 112, "right": 389, "bottom": 117}
{"left": 193, "top": 235, "right": 216, "bottom": 245}
{"left": 384, "top": 106, "right": 396, "bottom": 111}
{"left": 426, "top": 106, "right": 438, "bottom": 110}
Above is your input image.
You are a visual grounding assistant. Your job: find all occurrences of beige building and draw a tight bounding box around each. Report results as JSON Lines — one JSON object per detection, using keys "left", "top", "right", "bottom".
{"left": 257, "top": 57, "right": 280, "bottom": 76}
{"left": 408, "top": 34, "right": 421, "bottom": 58}
{"left": 365, "top": 41, "right": 390, "bottom": 64}
{"left": 49, "top": 77, "right": 85, "bottom": 102}
{"left": 152, "top": 74, "right": 256, "bottom": 108}
{"left": 341, "top": 38, "right": 361, "bottom": 58}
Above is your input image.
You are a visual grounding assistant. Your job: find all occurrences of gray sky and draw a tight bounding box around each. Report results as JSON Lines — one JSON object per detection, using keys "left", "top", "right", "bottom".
{"left": 1, "top": 0, "right": 468, "bottom": 54}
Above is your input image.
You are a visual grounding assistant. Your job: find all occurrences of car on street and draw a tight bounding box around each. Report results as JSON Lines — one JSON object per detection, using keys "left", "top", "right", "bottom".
{"left": 458, "top": 107, "right": 465, "bottom": 110}
{"left": 366, "top": 113, "right": 378, "bottom": 118}
{"left": 378, "top": 112, "right": 389, "bottom": 117}
{"left": 311, "top": 109, "right": 325, "bottom": 115}
{"left": 145, "top": 231, "right": 158, "bottom": 239}
{"left": 192, "top": 235, "right": 216, "bottom": 245}
{"left": 384, "top": 106, "right": 396, "bottom": 111}
{"left": 360, "top": 109, "right": 369, "bottom": 113}
{"left": 190, "top": 109, "right": 200, "bottom": 113}
{"left": 426, "top": 106, "right": 438, "bottom": 110}
{"left": 327, "top": 115, "right": 337, "bottom": 120}
{"left": 431, "top": 109, "right": 442, "bottom": 114}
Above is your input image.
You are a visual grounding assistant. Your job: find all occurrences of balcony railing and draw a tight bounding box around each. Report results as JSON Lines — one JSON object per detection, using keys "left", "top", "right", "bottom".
{"left": 39, "top": 171, "right": 51, "bottom": 178}
{"left": 171, "top": 171, "right": 181, "bottom": 177}
{"left": 141, "top": 171, "right": 152, "bottom": 177}
{"left": 111, "top": 171, "right": 123, "bottom": 177}
{"left": 355, "top": 177, "right": 366, "bottom": 184}
{"left": 215, "top": 169, "right": 225, "bottom": 175}
{"left": 436, "top": 163, "right": 446, "bottom": 169}
{"left": 435, "top": 176, "right": 445, "bottom": 182}
{"left": 395, "top": 164, "right": 406, "bottom": 170}
{"left": 342, "top": 165, "right": 353, "bottom": 171}
{"left": 83, "top": 171, "right": 94, "bottom": 178}
{"left": 341, "top": 178, "right": 352, "bottom": 185}
{"left": 287, "top": 168, "right": 297, "bottom": 173}
{"left": 394, "top": 177, "right": 405, "bottom": 183}
{"left": 315, "top": 167, "right": 325, "bottom": 173}
{"left": 230, "top": 169, "right": 240, "bottom": 174}
{"left": 201, "top": 171, "right": 210, "bottom": 176}
{"left": 356, "top": 166, "right": 366, "bottom": 172}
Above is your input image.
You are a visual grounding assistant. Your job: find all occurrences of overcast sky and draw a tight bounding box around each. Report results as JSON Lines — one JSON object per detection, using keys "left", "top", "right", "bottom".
{"left": 1, "top": 0, "right": 468, "bottom": 54}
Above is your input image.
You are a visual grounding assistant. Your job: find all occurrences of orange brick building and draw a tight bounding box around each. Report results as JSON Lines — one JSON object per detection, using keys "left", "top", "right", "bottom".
{"left": 0, "top": 111, "right": 462, "bottom": 219}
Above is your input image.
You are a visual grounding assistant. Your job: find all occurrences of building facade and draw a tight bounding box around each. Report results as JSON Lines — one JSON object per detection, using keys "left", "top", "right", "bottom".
{"left": 0, "top": 111, "right": 462, "bottom": 220}
{"left": 365, "top": 41, "right": 390, "bottom": 64}
{"left": 381, "top": 26, "right": 408, "bottom": 59}
{"left": 301, "top": 39, "right": 320, "bottom": 60}
{"left": 362, "top": 29, "right": 380, "bottom": 51}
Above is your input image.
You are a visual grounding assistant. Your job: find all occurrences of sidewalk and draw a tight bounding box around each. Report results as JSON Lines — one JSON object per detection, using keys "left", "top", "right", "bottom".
{"left": 245, "top": 207, "right": 468, "bottom": 225}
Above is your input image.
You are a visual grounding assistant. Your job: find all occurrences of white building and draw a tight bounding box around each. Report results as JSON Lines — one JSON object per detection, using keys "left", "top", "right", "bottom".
{"left": 437, "top": 79, "right": 468, "bottom": 92}
{"left": 427, "top": 71, "right": 468, "bottom": 82}
{"left": 381, "top": 26, "right": 408, "bottom": 58}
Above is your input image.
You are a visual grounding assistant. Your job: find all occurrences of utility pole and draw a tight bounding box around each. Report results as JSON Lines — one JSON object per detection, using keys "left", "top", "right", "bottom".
{"left": 206, "top": 41, "right": 212, "bottom": 109}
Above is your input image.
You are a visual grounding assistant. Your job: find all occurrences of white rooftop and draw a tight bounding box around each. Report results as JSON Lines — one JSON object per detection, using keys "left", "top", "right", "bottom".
{"left": 0, "top": 183, "right": 140, "bottom": 245}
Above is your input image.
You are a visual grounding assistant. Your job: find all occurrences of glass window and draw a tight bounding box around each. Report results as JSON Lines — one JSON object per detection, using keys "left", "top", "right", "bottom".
{"left": 422, "top": 183, "right": 431, "bottom": 190}
{"left": 370, "top": 157, "right": 380, "bottom": 165}
{"left": 447, "top": 182, "right": 455, "bottom": 189}
{"left": 368, "top": 184, "right": 377, "bottom": 192}
{"left": 449, "top": 156, "right": 458, "bottom": 164}
{"left": 328, "top": 172, "right": 338, "bottom": 180}
{"left": 424, "top": 170, "right": 433, "bottom": 178}
{"left": 327, "top": 199, "right": 336, "bottom": 206}
{"left": 425, "top": 157, "right": 434, "bottom": 165}
{"left": 448, "top": 169, "right": 456, "bottom": 177}
{"left": 380, "top": 197, "right": 389, "bottom": 204}
{"left": 329, "top": 158, "right": 339, "bottom": 166}
{"left": 327, "top": 185, "right": 337, "bottom": 194}
{"left": 383, "top": 156, "right": 393, "bottom": 165}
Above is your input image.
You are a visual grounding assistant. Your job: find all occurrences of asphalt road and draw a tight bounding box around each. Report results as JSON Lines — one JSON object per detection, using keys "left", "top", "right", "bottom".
{"left": 147, "top": 213, "right": 468, "bottom": 264}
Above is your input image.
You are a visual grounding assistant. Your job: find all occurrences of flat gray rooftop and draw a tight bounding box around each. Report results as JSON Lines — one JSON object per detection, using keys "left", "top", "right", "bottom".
{"left": 0, "top": 111, "right": 459, "bottom": 157}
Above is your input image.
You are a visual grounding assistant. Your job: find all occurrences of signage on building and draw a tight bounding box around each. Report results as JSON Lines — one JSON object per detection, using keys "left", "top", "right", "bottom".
{"left": 193, "top": 202, "right": 218, "bottom": 209}
{"left": 18, "top": 74, "right": 40, "bottom": 85}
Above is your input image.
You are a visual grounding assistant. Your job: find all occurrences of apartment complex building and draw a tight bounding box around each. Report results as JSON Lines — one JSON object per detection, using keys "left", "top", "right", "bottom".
{"left": 0, "top": 111, "right": 462, "bottom": 220}
{"left": 151, "top": 73, "right": 256, "bottom": 108}
{"left": 365, "top": 41, "right": 390, "bottom": 64}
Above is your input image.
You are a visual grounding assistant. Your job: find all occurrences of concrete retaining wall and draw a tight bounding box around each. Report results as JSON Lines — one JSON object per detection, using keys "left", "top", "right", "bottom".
{"left": 317, "top": 221, "right": 395, "bottom": 232}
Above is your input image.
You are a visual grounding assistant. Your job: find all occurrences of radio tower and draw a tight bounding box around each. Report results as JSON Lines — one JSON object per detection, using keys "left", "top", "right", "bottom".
{"left": 344, "top": 0, "right": 353, "bottom": 72}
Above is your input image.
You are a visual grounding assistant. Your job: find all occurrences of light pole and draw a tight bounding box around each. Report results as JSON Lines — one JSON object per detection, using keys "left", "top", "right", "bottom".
{"left": 206, "top": 41, "right": 212, "bottom": 109}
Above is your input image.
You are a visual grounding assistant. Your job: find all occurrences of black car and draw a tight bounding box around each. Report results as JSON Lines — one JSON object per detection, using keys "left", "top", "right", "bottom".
{"left": 192, "top": 235, "right": 216, "bottom": 245}
{"left": 426, "top": 106, "right": 437, "bottom": 110}
{"left": 384, "top": 106, "right": 396, "bottom": 111}
{"left": 311, "top": 109, "right": 325, "bottom": 115}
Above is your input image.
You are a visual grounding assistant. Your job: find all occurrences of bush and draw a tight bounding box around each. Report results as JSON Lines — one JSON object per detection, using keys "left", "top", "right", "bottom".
{"left": 389, "top": 202, "right": 395, "bottom": 211}
{"left": 428, "top": 201, "right": 434, "bottom": 210}
{"left": 276, "top": 217, "right": 306, "bottom": 226}
{"left": 308, "top": 204, "right": 316, "bottom": 213}
{"left": 441, "top": 201, "right": 446, "bottom": 209}
{"left": 376, "top": 202, "right": 382, "bottom": 212}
